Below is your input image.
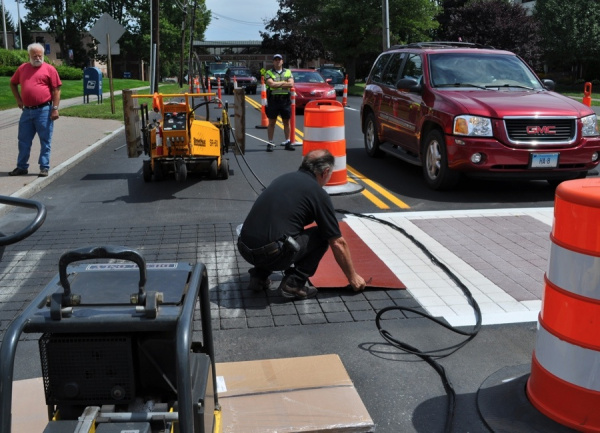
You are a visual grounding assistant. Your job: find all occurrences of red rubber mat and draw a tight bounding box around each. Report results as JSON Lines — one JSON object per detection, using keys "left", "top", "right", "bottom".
{"left": 309, "top": 221, "right": 406, "bottom": 290}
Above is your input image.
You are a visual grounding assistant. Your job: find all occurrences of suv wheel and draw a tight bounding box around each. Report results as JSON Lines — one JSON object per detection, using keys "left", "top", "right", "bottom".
{"left": 364, "top": 112, "right": 383, "bottom": 157}
{"left": 422, "top": 130, "right": 459, "bottom": 190}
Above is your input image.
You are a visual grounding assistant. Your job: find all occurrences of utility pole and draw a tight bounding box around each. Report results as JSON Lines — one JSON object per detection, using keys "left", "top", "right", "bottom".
{"left": 16, "top": 0, "right": 22, "bottom": 50}
{"left": 1, "top": 0, "right": 8, "bottom": 50}
{"left": 152, "top": 0, "right": 160, "bottom": 92}
{"left": 179, "top": 0, "right": 188, "bottom": 88}
{"left": 382, "top": 0, "right": 390, "bottom": 51}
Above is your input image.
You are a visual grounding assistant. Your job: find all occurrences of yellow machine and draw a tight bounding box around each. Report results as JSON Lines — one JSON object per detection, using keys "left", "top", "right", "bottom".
{"left": 133, "top": 92, "right": 231, "bottom": 182}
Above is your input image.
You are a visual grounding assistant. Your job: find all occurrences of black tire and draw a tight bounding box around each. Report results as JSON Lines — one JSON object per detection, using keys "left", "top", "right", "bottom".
{"left": 209, "top": 159, "right": 218, "bottom": 179}
{"left": 422, "top": 129, "right": 460, "bottom": 190}
{"left": 220, "top": 158, "right": 229, "bottom": 179}
{"left": 142, "top": 160, "right": 152, "bottom": 182}
{"left": 364, "top": 112, "right": 383, "bottom": 157}
{"left": 175, "top": 160, "right": 187, "bottom": 182}
{"left": 153, "top": 161, "right": 164, "bottom": 181}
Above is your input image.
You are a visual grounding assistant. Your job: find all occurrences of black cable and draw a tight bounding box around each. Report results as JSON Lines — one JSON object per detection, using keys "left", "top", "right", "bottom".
{"left": 228, "top": 124, "right": 267, "bottom": 193}
{"left": 336, "top": 209, "right": 482, "bottom": 433}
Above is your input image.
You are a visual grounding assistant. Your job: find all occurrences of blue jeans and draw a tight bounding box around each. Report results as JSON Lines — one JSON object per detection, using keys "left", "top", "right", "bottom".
{"left": 17, "top": 105, "right": 53, "bottom": 170}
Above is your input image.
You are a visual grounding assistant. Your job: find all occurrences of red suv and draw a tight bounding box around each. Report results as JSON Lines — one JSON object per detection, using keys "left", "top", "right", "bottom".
{"left": 360, "top": 42, "right": 600, "bottom": 190}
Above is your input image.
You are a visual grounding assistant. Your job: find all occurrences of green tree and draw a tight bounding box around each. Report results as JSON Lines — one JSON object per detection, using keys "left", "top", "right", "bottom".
{"left": 263, "top": 0, "right": 440, "bottom": 84}
{"left": 23, "top": 0, "right": 99, "bottom": 67}
{"left": 443, "top": 0, "right": 542, "bottom": 68}
{"left": 534, "top": 0, "right": 600, "bottom": 80}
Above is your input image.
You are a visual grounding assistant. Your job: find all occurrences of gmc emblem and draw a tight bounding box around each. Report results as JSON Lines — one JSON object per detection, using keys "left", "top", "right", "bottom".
{"left": 526, "top": 125, "right": 556, "bottom": 135}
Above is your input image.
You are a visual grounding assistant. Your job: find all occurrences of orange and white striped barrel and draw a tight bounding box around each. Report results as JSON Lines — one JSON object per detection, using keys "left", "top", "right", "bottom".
{"left": 302, "top": 100, "right": 346, "bottom": 186}
{"left": 527, "top": 178, "right": 600, "bottom": 431}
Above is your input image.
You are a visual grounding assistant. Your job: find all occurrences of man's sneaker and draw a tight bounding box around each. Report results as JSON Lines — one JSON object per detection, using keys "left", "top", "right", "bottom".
{"left": 266, "top": 141, "right": 275, "bottom": 152}
{"left": 8, "top": 168, "right": 27, "bottom": 176}
{"left": 38, "top": 169, "right": 49, "bottom": 177}
{"left": 281, "top": 282, "right": 318, "bottom": 300}
{"left": 282, "top": 140, "right": 295, "bottom": 151}
{"left": 248, "top": 277, "right": 272, "bottom": 292}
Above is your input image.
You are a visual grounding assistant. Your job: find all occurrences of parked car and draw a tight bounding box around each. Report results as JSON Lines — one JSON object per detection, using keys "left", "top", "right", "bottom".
{"left": 360, "top": 42, "right": 600, "bottom": 190}
{"left": 224, "top": 67, "right": 258, "bottom": 94}
{"left": 204, "top": 62, "right": 231, "bottom": 89}
{"left": 290, "top": 69, "right": 337, "bottom": 110}
{"left": 317, "top": 68, "right": 345, "bottom": 95}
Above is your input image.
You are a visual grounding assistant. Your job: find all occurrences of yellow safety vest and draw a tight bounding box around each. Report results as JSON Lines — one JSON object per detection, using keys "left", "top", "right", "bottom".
{"left": 265, "top": 69, "right": 292, "bottom": 95}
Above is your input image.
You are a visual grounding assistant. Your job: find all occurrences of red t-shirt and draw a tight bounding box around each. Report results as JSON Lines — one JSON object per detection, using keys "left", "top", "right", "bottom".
{"left": 10, "top": 62, "right": 62, "bottom": 107}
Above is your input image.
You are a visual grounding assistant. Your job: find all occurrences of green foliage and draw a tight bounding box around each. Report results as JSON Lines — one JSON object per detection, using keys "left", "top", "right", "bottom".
{"left": 0, "top": 66, "right": 17, "bottom": 76}
{"left": 442, "top": 0, "right": 542, "bottom": 68}
{"left": 56, "top": 65, "right": 84, "bottom": 80}
{"left": 534, "top": 0, "right": 600, "bottom": 79}
{"left": 0, "top": 48, "right": 29, "bottom": 66}
{"left": 263, "top": 0, "right": 440, "bottom": 83}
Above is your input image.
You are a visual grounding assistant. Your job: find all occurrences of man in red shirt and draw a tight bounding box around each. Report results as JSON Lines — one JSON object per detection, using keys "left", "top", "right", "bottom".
{"left": 9, "top": 42, "right": 62, "bottom": 177}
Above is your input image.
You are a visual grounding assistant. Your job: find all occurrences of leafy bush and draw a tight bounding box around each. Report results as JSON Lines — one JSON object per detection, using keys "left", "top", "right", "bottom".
{"left": 0, "top": 48, "right": 28, "bottom": 67}
{"left": 0, "top": 65, "right": 17, "bottom": 76}
{"left": 56, "top": 65, "right": 83, "bottom": 80}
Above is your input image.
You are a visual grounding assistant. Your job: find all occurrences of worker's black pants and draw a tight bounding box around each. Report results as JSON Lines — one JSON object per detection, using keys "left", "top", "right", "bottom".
{"left": 240, "top": 226, "right": 328, "bottom": 288}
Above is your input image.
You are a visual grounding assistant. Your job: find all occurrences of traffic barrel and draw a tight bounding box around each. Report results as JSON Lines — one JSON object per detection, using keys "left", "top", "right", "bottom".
{"left": 302, "top": 100, "right": 362, "bottom": 195}
{"left": 342, "top": 75, "right": 348, "bottom": 107}
{"left": 256, "top": 76, "right": 268, "bottom": 129}
{"left": 583, "top": 82, "right": 592, "bottom": 107}
{"left": 290, "top": 87, "right": 296, "bottom": 144}
{"left": 527, "top": 178, "right": 600, "bottom": 431}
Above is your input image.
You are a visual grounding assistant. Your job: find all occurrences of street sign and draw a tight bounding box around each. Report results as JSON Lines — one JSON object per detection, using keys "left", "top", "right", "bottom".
{"left": 89, "top": 13, "right": 125, "bottom": 44}
{"left": 97, "top": 42, "right": 120, "bottom": 56}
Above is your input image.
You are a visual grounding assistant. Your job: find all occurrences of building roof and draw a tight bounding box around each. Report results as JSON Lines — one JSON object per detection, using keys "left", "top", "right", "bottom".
{"left": 194, "top": 40, "right": 262, "bottom": 47}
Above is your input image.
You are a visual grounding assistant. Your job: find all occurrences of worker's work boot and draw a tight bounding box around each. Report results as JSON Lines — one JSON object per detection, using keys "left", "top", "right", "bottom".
{"left": 248, "top": 277, "right": 272, "bottom": 292}
{"left": 281, "top": 282, "right": 318, "bottom": 300}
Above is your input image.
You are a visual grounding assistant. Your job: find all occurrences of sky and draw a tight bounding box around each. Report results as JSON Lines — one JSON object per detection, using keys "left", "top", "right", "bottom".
{"left": 1, "top": 0, "right": 280, "bottom": 41}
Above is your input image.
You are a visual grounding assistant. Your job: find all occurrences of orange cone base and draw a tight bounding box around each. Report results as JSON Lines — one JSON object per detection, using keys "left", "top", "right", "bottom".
{"left": 323, "top": 182, "right": 364, "bottom": 196}
{"left": 477, "top": 364, "right": 574, "bottom": 433}
{"left": 527, "top": 355, "right": 600, "bottom": 432}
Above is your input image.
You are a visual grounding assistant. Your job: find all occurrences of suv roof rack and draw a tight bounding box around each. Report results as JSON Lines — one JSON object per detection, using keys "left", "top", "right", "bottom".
{"left": 388, "top": 41, "right": 497, "bottom": 50}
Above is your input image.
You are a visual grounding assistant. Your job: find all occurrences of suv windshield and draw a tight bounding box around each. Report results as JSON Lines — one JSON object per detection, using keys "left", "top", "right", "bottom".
{"left": 229, "top": 68, "right": 251, "bottom": 77}
{"left": 428, "top": 53, "right": 543, "bottom": 90}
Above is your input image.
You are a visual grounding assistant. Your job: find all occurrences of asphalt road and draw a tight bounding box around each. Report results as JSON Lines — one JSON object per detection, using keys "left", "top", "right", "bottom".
{"left": 0, "top": 93, "right": 586, "bottom": 433}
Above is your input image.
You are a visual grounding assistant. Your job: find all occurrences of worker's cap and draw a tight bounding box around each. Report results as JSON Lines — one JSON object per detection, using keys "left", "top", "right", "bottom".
{"left": 273, "top": 54, "right": 283, "bottom": 60}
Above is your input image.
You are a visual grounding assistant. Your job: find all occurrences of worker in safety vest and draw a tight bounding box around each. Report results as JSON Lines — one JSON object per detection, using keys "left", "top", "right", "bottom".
{"left": 264, "top": 54, "right": 295, "bottom": 152}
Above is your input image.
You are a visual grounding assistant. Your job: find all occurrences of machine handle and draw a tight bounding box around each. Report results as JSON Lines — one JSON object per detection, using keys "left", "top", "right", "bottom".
{"left": 0, "top": 196, "right": 46, "bottom": 247}
{"left": 59, "top": 245, "right": 147, "bottom": 302}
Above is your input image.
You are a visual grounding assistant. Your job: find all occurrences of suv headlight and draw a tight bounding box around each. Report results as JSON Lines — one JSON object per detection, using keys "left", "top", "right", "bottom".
{"left": 454, "top": 115, "right": 493, "bottom": 137}
{"left": 582, "top": 114, "right": 600, "bottom": 137}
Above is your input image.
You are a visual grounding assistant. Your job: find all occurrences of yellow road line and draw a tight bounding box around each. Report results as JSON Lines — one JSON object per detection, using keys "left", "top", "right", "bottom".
{"left": 347, "top": 165, "right": 411, "bottom": 209}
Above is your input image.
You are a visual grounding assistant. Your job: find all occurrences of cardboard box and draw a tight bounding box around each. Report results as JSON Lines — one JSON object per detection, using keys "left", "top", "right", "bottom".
{"left": 216, "top": 354, "right": 375, "bottom": 433}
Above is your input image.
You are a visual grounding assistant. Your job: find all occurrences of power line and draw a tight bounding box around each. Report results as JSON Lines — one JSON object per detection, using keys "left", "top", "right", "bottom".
{"left": 211, "top": 12, "right": 263, "bottom": 26}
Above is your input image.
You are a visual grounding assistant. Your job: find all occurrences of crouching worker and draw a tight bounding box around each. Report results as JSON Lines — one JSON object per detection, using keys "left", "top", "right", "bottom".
{"left": 237, "top": 149, "right": 367, "bottom": 300}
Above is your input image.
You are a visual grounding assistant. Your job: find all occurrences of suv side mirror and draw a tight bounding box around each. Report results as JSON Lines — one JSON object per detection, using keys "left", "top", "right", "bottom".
{"left": 542, "top": 79, "right": 555, "bottom": 91}
{"left": 396, "top": 78, "right": 422, "bottom": 93}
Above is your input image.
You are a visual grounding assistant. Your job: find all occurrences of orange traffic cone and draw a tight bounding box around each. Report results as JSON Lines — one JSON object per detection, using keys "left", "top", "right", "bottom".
{"left": 195, "top": 76, "right": 200, "bottom": 94}
{"left": 583, "top": 82, "right": 592, "bottom": 107}
{"left": 256, "top": 76, "right": 268, "bottom": 129}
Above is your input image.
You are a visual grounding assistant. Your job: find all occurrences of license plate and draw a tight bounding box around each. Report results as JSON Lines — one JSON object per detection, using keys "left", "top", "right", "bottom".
{"left": 530, "top": 153, "right": 559, "bottom": 169}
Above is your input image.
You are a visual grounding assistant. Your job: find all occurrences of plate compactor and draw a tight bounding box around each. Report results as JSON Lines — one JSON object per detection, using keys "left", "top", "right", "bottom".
{"left": 134, "top": 92, "right": 231, "bottom": 183}
{"left": 0, "top": 200, "right": 220, "bottom": 433}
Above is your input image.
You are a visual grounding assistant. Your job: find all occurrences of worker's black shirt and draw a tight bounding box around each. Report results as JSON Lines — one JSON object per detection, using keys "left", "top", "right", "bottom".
{"left": 240, "top": 168, "right": 341, "bottom": 248}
